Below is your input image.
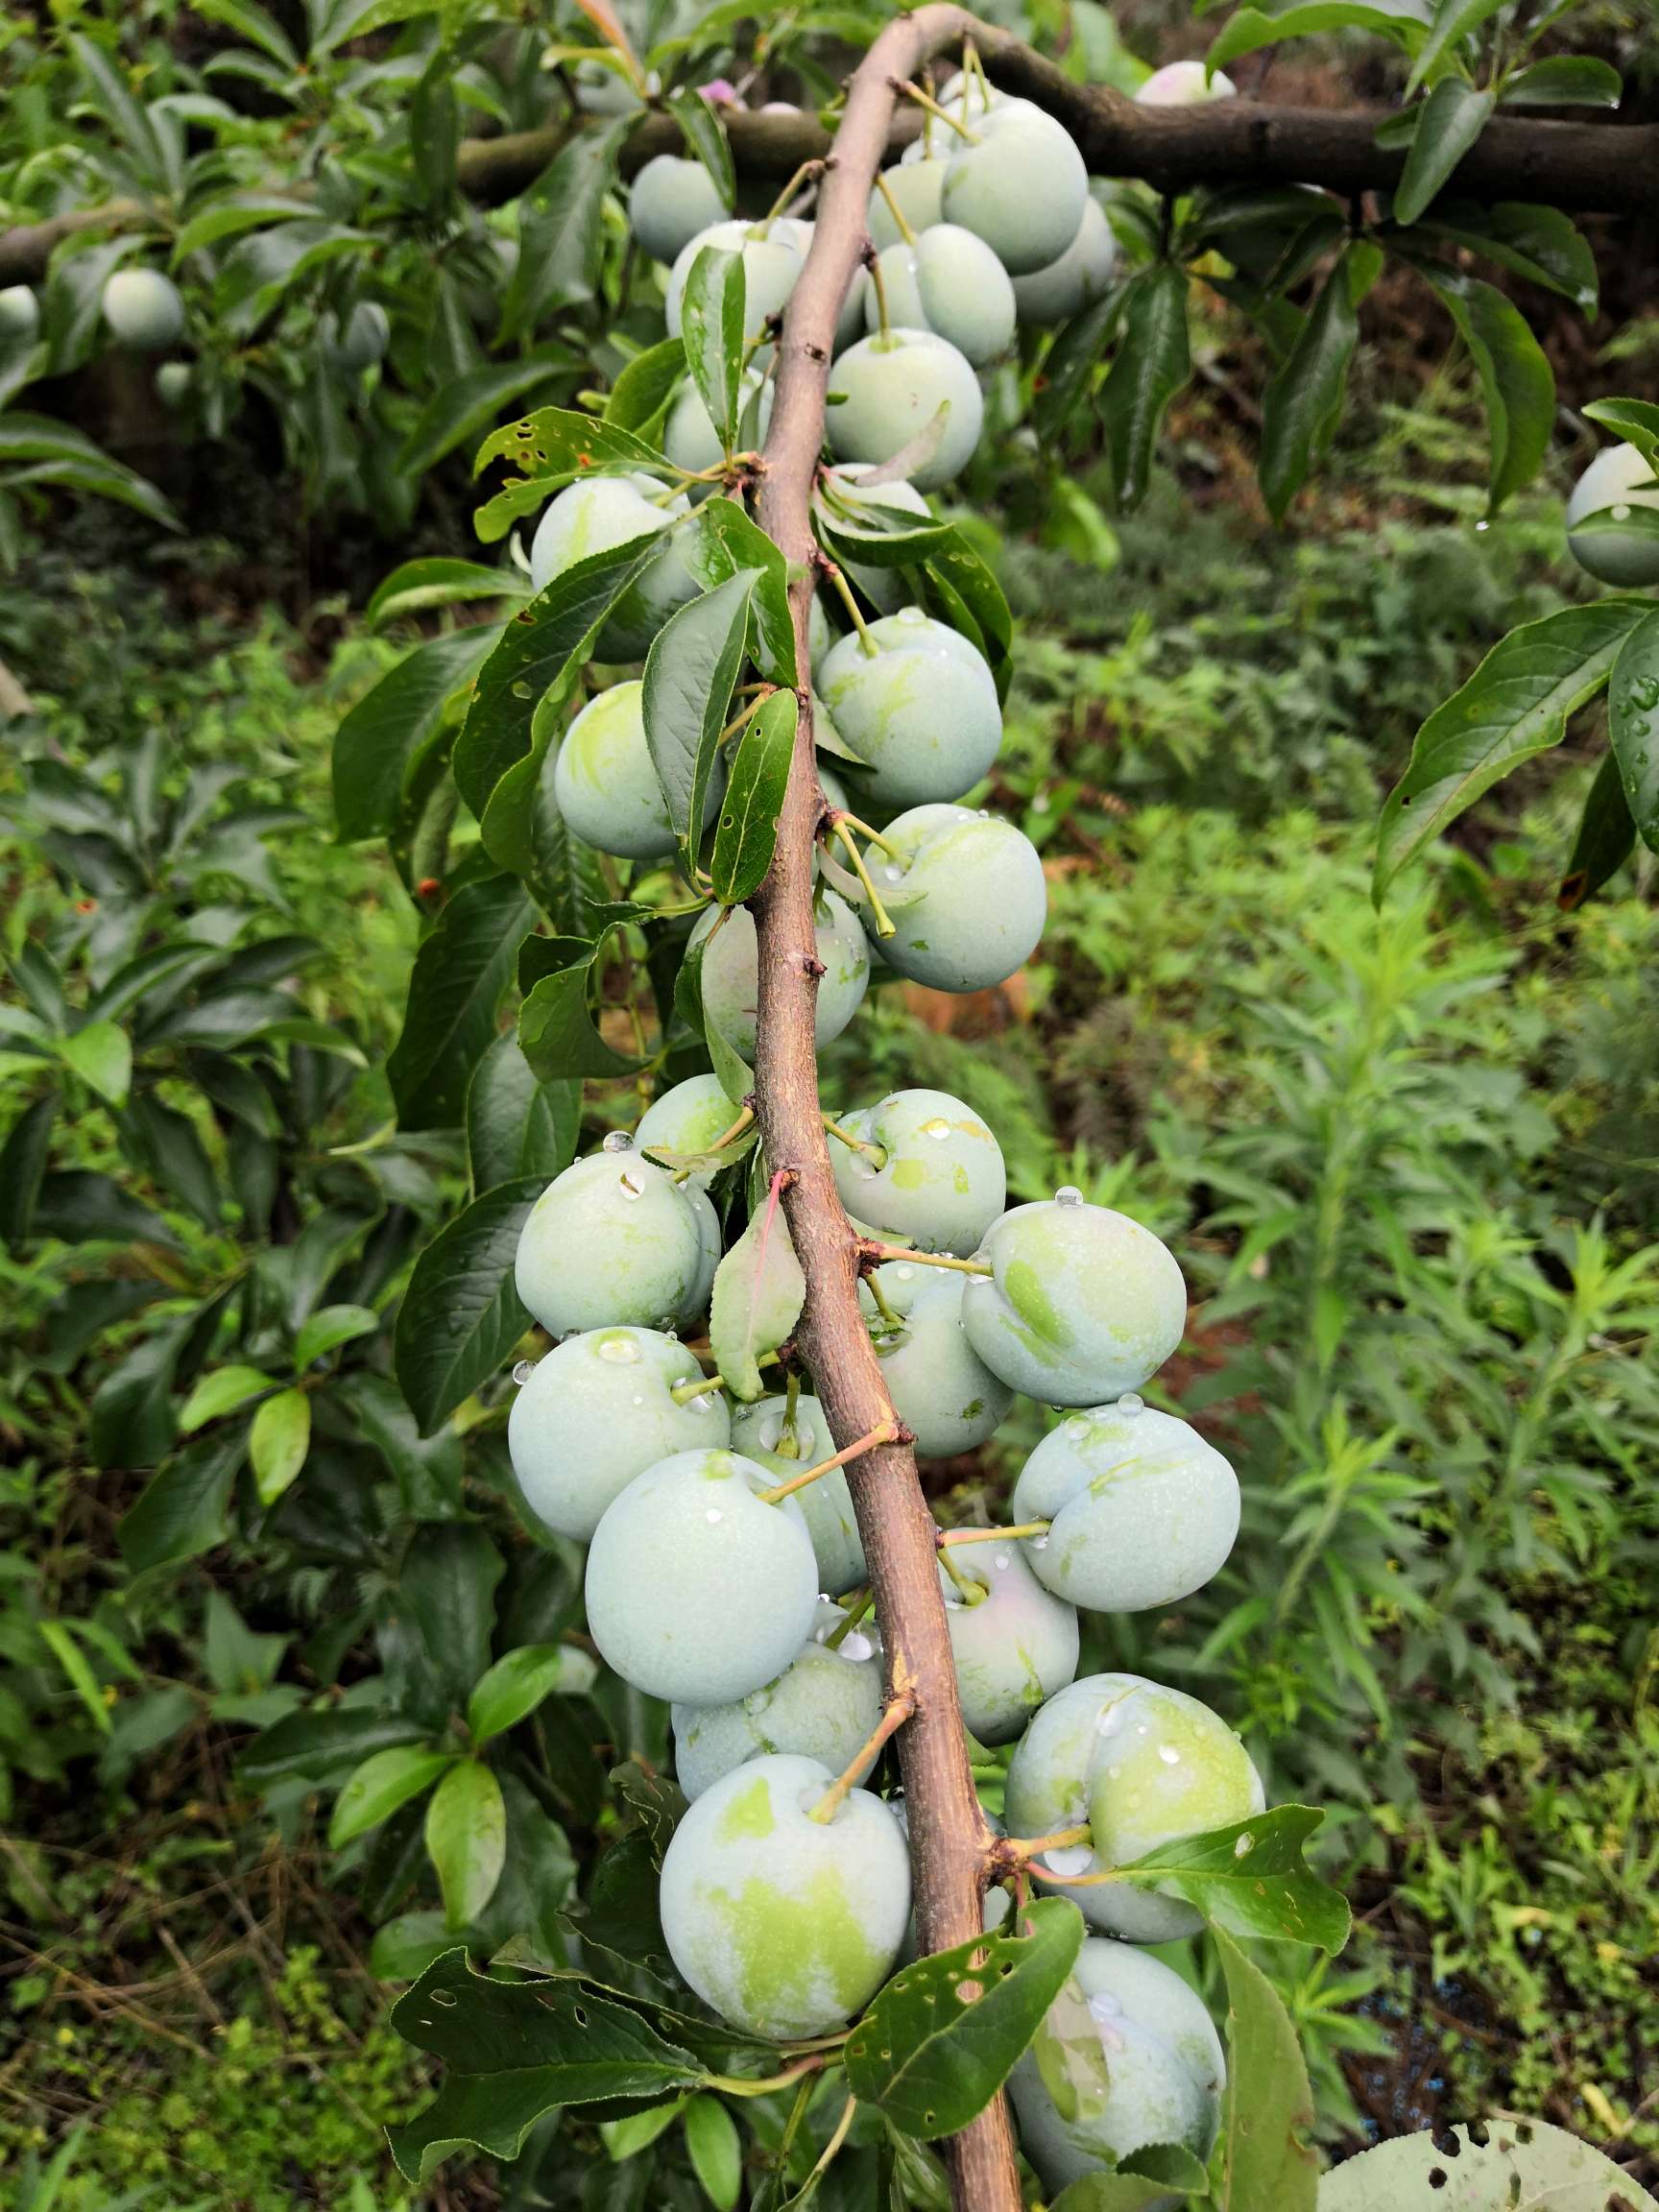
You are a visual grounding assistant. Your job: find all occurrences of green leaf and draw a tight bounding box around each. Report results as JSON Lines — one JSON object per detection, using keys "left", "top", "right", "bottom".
{"left": 682, "top": 498, "right": 797, "bottom": 685}
{"left": 241, "top": 1706, "right": 427, "bottom": 1789}
{"left": 118, "top": 1432, "right": 244, "bottom": 1575}
{"left": 249, "top": 1385, "right": 310, "bottom": 1505}
{"left": 1501, "top": 54, "right": 1622, "bottom": 106}
{"left": 172, "top": 193, "right": 312, "bottom": 262}
{"left": 395, "top": 1177, "right": 542, "bottom": 1435}
{"left": 452, "top": 540, "right": 662, "bottom": 818}
{"left": 294, "top": 1303, "right": 379, "bottom": 1369}
{"left": 709, "top": 1191, "right": 804, "bottom": 1404}
{"left": 667, "top": 87, "right": 735, "bottom": 211}
{"left": 466, "top": 1035, "right": 580, "bottom": 1192}
{"left": 366, "top": 560, "right": 524, "bottom": 629}
{"left": 1410, "top": 200, "right": 1598, "bottom": 311}
{"left": 517, "top": 947, "right": 642, "bottom": 1083}
{"left": 1406, "top": 0, "right": 1505, "bottom": 96}
{"left": 1116, "top": 1804, "right": 1351, "bottom": 1950}
{"left": 680, "top": 247, "right": 746, "bottom": 456}
{"left": 917, "top": 532, "right": 1014, "bottom": 704}
{"left": 683, "top": 2094, "right": 742, "bottom": 2212}
{"left": 330, "top": 1744, "right": 457, "bottom": 1847}
{"left": 333, "top": 625, "right": 498, "bottom": 842}
{"left": 180, "top": 1364, "right": 276, "bottom": 1432}
{"left": 387, "top": 876, "right": 536, "bottom": 1131}
{"left": 215, "top": 220, "right": 371, "bottom": 336}
{"left": 1053, "top": 2153, "right": 1211, "bottom": 2210}
{"left": 1608, "top": 606, "right": 1659, "bottom": 855}
{"left": 1208, "top": 0, "right": 1429, "bottom": 73}
{"left": 1214, "top": 1928, "right": 1318, "bottom": 2212}
{"left": 1101, "top": 264, "right": 1190, "bottom": 514}
{"left": 501, "top": 120, "right": 628, "bottom": 345}
{"left": 468, "top": 1644, "right": 576, "bottom": 1746}
{"left": 674, "top": 931, "right": 754, "bottom": 1110}
{"left": 1558, "top": 749, "right": 1635, "bottom": 911}
{"left": 1584, "top": 397, "right": 1659, "bottom": 471}
{"left": 398, "top": 356, "right": 570, "bottom": 481}
{"left": 710, "top": 689, "right": 797, "bottom": 904}
{"left": 1393, "top": 79, "right": 1494, "bottom": 226}
{"left": 400, "top": 1519, "right": 505, "bottom": 1716}
{"left": 605, "top": 337, "right": 689, "bottom": 434}
{"left": 56, "top": 1019, "right": 132, "bottom": 1108}
{"left": 642, "top": 569, "right": 757, "bottom": 868}
{"left": 37, "top": 1620, "right": 112, "bottom": 1734}
{"left": 1259, "top": 241, "right": 1380, "bottom": 521}
{"left": 845, "top": 1896, "right": 1085, "bottom": 2140}
{"left": 472, "top": 408, "right": 668, "bottom": 532}
{"left": 426, "top": 1759, "right": 507, "bottom": 1930}
{"left": 0, "top": 1093, "right": 57, "bottom": 1247}
{"left": 1375, "top": 598, "right": 1650, "bottom": 898}
{"left": 1032, "top": 290, "right": 1122, "bottom": 440}
{"left": 1414, "top": 267, "right": 1553, "bottom": 512}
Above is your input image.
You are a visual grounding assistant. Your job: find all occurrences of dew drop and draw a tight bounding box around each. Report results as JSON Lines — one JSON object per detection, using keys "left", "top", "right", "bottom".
{"left": 1045, "top": 1844, "right": 1094, "bottom": 1877}
{"left": 882, "top": 864, "right": 904, "bottom": 882}
{"left": 1117, "top": 1391, "right": 1144, "bottom": 1417}
{"left": 602, "top": 1129, "right": 634, "bottom": 1153}
{"left": 993, "top": 1551, "right": 1010, "bottom": 1572}
{"left": 747, "top": 1685, "right": 773, "bottom": 1715}
{"left": 839, "top": 1630, "right": 875, "bottom": 1663}
{"left": 1066, "top": 1416, "right": 1089, "bottom": 1437}
{"left": 1158, "top": 1744, "right": 1181, "bottom": 1766}
{"left": 618, "top": 1172, "right": 644, "bottom": 1200}
{"left": 1097, "top": 2023, "right": 1126, "bottom": 2053}
{"left": 1096, "top": 1704, "right": 1124, "bottom": 1739}
{"left": 975, "top": 807, "right": 990, "bottom": 819}
{"left": 690, "top": 1393, "right": 716, "bottom": 1414}
{"left": 512, "top": 1359, "right": 536, "bottom": 1386}
{"left": 1054, "top": 1185, "right": 1083, "bottom": 1207}
{"left": 1031, "top": 1535, "right": 1048, "bottom": 1551}
{"left": 1234, "top": 1833, "right": 1255, "bottom": 1859}
{"left": 705, "top": 1508, "right": 723, "bottom": 1525}
{"left": 597, "top": 1335, "right": 640, "bottom": 1364}
{"left": 632, "top": 1393, "right": 644, "bottom": 1406}
{"left": 1088, "top": 1990, "right": 1122, "bottom": 2021}
{"left": 1613, "top": 502, "right": 1632, "bottom": 521}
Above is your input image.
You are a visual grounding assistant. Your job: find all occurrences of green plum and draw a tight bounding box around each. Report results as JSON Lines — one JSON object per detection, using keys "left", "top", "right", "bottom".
{"left": 554, "top": 680, "right": 722, "bottom": 861}
{"left": 635, "top": 1073, "right": 747, "bottom": 1190}
{"left": 0, "top": 285, "right": 39, "bottom": 340}
{"left": 102, "top": 268, "right": 185, "bottom": 349}
{"left": 850, "top": 805, "right": 1046, "bottom": 993}
{"left": 1013, "top": 199, "right": 1118, "bottom": 326}
{"left": 961, "top": 1192, "right": 1186, "bottom": 1407}
{"left": 658, "top": 1751, "right": 912, "bottom": 2039}
{"left": 663, "top": 368, "right": 774, "bottom": 477}
{"left": 1136, "top": 60, "right": 1237, "bottom": 103}
{"left": 630, "top": 153, "right": 730, "bottom": 264}
{"left": 825, "top": 329, "right": 983, "bottom": 493}
{"left": 527, "top": 472, "right": 697, "bottom": 660}
{"left": 730, "top": 1391, "right": 866, "bottom": 1594}
{"left": 815, "top": 464, "right": 931, "bottom": 615}
{"left": 866, "top": 225, "right": 1016, "bottom": 367}
{"left": 1566, "top": 442, "right": 1659, "bottom": 588}
{"left": 941, "top": 103, "right": 1088, "bottom": 275}
{"left": 1012, "top": 1401, "right": 1239, "bottom": 1612}
{"left": 673, "top": 1600, "right": 884, "bottom": 1800}
{"left": 818, "top": 610, "right": 1000, "bottom": 812}
{"left": 1003, "top": 1671, "right": 1264, "bottom": 1939}
{"left": 689, "top": 888, "right": 869, "bottom": 1057}
{"left": 515, "top": 1149, "right": 719, "bottom": 1338}
{"left": 934, "top": 69, "right": 1007, "bottom": 125}
{"left": 869, "top": 1269, "right": 1014, "bottom": 1457}
{"left": 867, "top": 156, "right": 948, "bottom": 251}
{"left": 509, "top": 1326, "right": 729, "bottom": 1540}
{"left": 155, "top": 361, "right": 191, "bottom": 409}
{"left": 830, "top": 1086, "right": 1005, "bottom": 1254}
{"left": 585, "top": 1450, "right": 819, "bottom": 1703}
{"left": 940, "top": 1540, "right": 1078, "bottom": 1746}
{"left": 665, "top": 220, "right": 806, "bottom": 359}
{"left": 1010, "top": 1938, "right": 1225, "bottom": 2201}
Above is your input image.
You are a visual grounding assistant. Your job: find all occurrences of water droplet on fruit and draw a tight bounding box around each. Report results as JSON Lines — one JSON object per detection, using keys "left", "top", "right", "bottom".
{"left": 1096, "top": 1704, "right": 1124, "bottom": 1738}
{"left": 602, "top": 1129, "right": 633, "bottom": 1152}
{"left": 618, "top": 1172, "right": 644, "bottom": 1200}
{"left": 597, "top": 1335, "right": 640, "bottom": 1364}
{"left": 994, "top": 1551, "right": 1010, "bottom": 1572}
{"left": 1031, "top": 1535, "right": 1048, "bottom": 1551}
{"left": 747, "top": 1685, "right": 773, "bottom": 1715}
{"left": 1045, "top": 1844, "right": 1094, "bottom": 1876}
{"left": 512, "top": 1360, "right": 535, "bottom": 1386}
{"left": 882, "top": 864, "right": 903, "bottom": 882}
{"left": 840, "top": 1630, "right": 875, "bottom": 1663}
{"left": 896, "top": 1264, "right": 914, "bottom": 1281}
{"left": 1054, "top": 1185, "right": 1083, "bottom": 1207}
{"left": 1158, "top": 1743, "right": 1181, "bottom": 1766}
{"left": 1066, "top": 1416, "right": 1088, "bottom": 1438}
{"left": 1613, "top": 503, "right": 1632, "bottom": 521}
{"left": 1234, "top": 1833, "right": 1255, "bottom": 1859}
{"left": 919, "top": 1118, "right": 951, "bottom": 1140}
{"left": 690, "top": 1393, "right": 716, "bottom": 1414}
{"left": 1117, "top": 1391, "right": 1143, "bottom": 1417}
{"left": 1088, "top": 1990, "right": 1122, "bottom": 2021}
{"left": 705, "top": 1508, "right": 723, "bottom": 1525}
{"left": 975, "top": 808, "right": 990, "bottom": 819}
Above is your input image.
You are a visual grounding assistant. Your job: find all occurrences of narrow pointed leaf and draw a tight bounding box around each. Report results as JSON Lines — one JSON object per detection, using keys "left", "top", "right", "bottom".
{"left": 330, "top": 1744, "right": 457, "bottom": 1847}
{"left": 1415, "top": 266, "right": 1553, "bottom": 511}
{"left": 1557, "top": 750, "right": 1633, "bottom": 911}
{"left": 710, "top": 690, "right": 797, "bottom": 903}
{"left": 1101, "top": 264, "right": 1190, "bottom": 514}
{"left": 387, "top": 876, "right": 536, "bottom": 1131}
{"left": 642, "top": 569, "right": 757, "bottom": 865}
{"left": 680, "top": 247, "right": 745, "bottom": 455}
{"left": 334, "top": 625, "right": 498, "bottom": 841}
{"left": 1393, "top": 78, "right": 1494, "bottom": 225}
{"left": 1608, "top": 606, "right": 1659, "bottom": 854}
{"left": 1259, "top": 241, "right": 1379, "bottom": 521}
{"left": 709, "top": 1193, "right": 804, "bottom": 1403}
{"left": 1215, "top": 1928, "right": 1318, "bottom": 2212}
{"left": 249, "top": 1385, "right": 310, "bottom": 1505}
{"left": 394, "top": 1175, "right": 543, "bottom": 1433}
{"left": 426, "top": 1759, "right": 507, "bottom": 1929}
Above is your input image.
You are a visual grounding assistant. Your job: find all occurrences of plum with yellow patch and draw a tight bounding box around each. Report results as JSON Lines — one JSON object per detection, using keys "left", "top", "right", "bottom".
{"left": 658, "top": 1752, "right": 912, "bottom": 2039}
{"left": 690, "top": 889, "right": 868, "bottom": 1057}
{"left": 527, "top": 473, "right": 697, "bottom": 661}
{"left": 831, "top": 1085, "right": 1005, "bottom": 1255}
{"left": 869, "top": 1267, "right": 1014, "bottom": 1458}
{"left": 940, "top": 1540, "right": 1078, "bottom": 1746}
{"left": 554, "top": 680, "right": 722, "bottom": 860}
{"left": 849, "top": 805, "right": 1046, "bottom": 994}
{"left": 634, "top": 1073, "right": 746, "bottom": 1190}
{"left": 672, "top": 1601, "right": 884, "bottom": 1800}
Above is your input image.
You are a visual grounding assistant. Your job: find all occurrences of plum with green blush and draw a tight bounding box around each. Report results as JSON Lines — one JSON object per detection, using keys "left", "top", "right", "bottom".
{"left": 553, "top": 680, "right": 723, "bottom": 861}
{"left": 939, "top": 1540, "right": 1078, "bottom": 1746}
{"left": 634, "top": 1072, "right": 747, "bottom": 1190}
{"left": 527, "top": 472, "right": 698, "bottom": 661}
{"left": 690, "top": 887, "right": 869, "bottom": 1058}
{"left": 871, "top": 1270, "right": 1013, "bottom": 1458}
{"left": 818, "top": 609, "right": 1000, "bottom": 813}
{"left": 848, "top": 805, "right": 1046, "bottom": 994}
{"left": 673, "top": 1600, "right": 884, "bottom": 1800}
{"left": 824, "top": 328, "right": 983, "bottom": 493}
{"left": 830, "top": 1085, "right": 1005, "bottom": 1254}
{"left": 730, "top": 1391, "right": 866, "bottom": 1594}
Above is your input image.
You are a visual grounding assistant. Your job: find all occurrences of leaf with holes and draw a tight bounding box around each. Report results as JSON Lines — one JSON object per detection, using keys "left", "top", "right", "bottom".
{"left": 1317, "top": 2116, "right": 1659, "bottom": 2209}
{"left": 709, "top": 1189, "right": 805, "bottom": 1403}
{"left": 710, "top": 689, "right": 797, "bottom": 904}
{"left": 1116, "top": 1804, "right": 1350, "bottom": 1950}
{"left": 844, "top": 1895, "right": 1085, "bottom": 2140}
{"left": 1216, "top": 1928, "right": 1318, "bottom": 2212}
{"left": 390, "top": 1949, "right": 705, "bottom": 2080}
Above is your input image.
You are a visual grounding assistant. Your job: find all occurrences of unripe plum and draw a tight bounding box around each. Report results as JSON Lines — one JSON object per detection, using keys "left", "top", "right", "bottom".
{"left": 0, "top": 285, "right": 39, "bottom": 340}
{"left": 689, "top": 889, "right": 869, "bottom": 1057}
{"left": 1566, "top": 442, "right": 1659, "bottom": 588}
{"left": 515, "top": 1150, "right": 719, "bottom": 1338}
{"left": 941, "top": 104, "right": 1088, "bottom": 275}
{"left": 1013, "top": 199, "right": 1118, "bottom": 326}
{"left": 825, "top": 329, "right": 984, "bottom": 493}
{"left": 101, "top": 268, "right": 185, "bottom": 349}
{"left": 817, "top": 463, "right": 930, "bottom": 615}
{"left": 1136, "top": 60, "right": 1237, "bottom": 104}
{"left": 658, "top": 1751, "right": 912, "bottom": 2039}
{"left": 155, "top": 361, "right": 191, "bottom": 409}
{"left": 851, "top": 804, "right": 1046, "bottom": 994}
{"left": 961, "top": 1194, "right": 1186, "bottom": 1407}
{"left": 867, "top": 157, "right": 948, "bottom": 251}
{"left": 528, "top": 472, "right": 697, "bottom": 660}
{"left": 586, "top": 1450, "right": 818, "bottom": 1703}
{"left": 509, "top": 1326, "right": 730, "bottom": 1540}
{"left": 940, "top": 1540, "right": 1078, "bottom": 1745}
{"left": 1012, "top": 1401, "right": 1238, "bottom": 1612}
{"left": 634, "top": 1072, "right": 746, "bottom": 1190}
{"left": 830, "top": 1086, "right": 1005, "bottom": 1254}
{"left": 1003, "top": 1671, "right": 1264, "bottom": 1939}
{"left": 629, "top": 153, "right": 729, "bottom": 264}
{"left": 818, "top": 609, "right": 1000, "bottom": 812}
{"left": 673, "top": 1600, "right": 883, "bottom": 1799}
{"left": 1010, "top": 1938, "right": 1225, "bottom": 2200}
{"left": 664, "top": 220, "right": 805, "bottom": 359}
{"left": 934, "top": 69, "right": 1008, "bottom": 125}
{"left": 865, "top": 225, "right": 1015, "bottom": 368}
{"left": 663, "top": 368, "right": 774, "bottom": 477}
{"left": 554, "top": 680, "right": 721, "bottom": 861}
{"left": 871, "top": 1269, "right": 1014, "bottom": 1457}
{"left": 730, "top": 1392, "right": 866, "bottom": 1594}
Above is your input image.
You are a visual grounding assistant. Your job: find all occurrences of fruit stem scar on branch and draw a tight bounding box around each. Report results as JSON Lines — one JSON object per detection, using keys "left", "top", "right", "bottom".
{"left": 757, "top": 1418, "right": 900, "bottom": 1503}
{"left": 937, "top": 1520, "right": 1051, "bottom": 1544}
{"left": 808, "top": 1686, "right": 919, "bottom": 1824}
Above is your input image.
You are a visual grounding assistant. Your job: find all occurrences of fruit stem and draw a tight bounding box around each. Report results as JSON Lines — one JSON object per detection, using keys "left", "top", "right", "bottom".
{"left": 1004, "top": 1823, "right": 1093, "bottom": 1861}
{"left": 759, "top": 157, "right": 826, "bottom": 230}
{"left": 873, "top": 171, "right": 919, "bottom": 249}
{"left": 865, "top": 1241, "right": 992, "bottom": 1276}
{"left": 865, "top": 241, "right": 892, "bottom": 339}
{"left": 834, "top": 809, "right": 903, "bottom": 860}
{"left": 757, "top": 1417, "right": 899, "bottom": 1504}
{"left": 863, "top": 1269, "right": 902, "bottom": 1330}
{"left": 704, "top": 2056, "right": 826, "bottom": 2098}
{"left": 1026, "top": 1860, "right": 1120, "bottom": 1887}
{"left": 937, "top": 1520, "right": 1051, "bottom": 1544}
{"left": 938, "top": 1543, "right": 986, "bottom": 1604}
{"left": 897, "top": 78, "right": 981, "bottom": 141}
{"left": 822, "top": 1112, "right": 888, "bottom": 1169}
{"left": 830, "top": 821, "right": 898, "bottom": 939}
{"left": 781, "top": 1367, "right": 803, "bottom": 1451}
{"left": 807, "top": 1685, "right": 917, "bottom": 1824}
{"left": 805, "top": 2095, "right": 859, "bottom": 2187}
{"left": 822, "top": 1586, "right": 875, "bottom": 1647}
{"left": 819, "top": 558, "right": 878, "bottom": 656}
{"left": 670, "top": 1372, "right": 727, "bottom": 1405}
{"left": 708, "top": 1104, "right": 757, "bottom": 1150}
{"left": 719, "top": 691, "right": 771, "bottom": 746}
{"left": 961, "top": 39, "right": 992, "bottom": 109}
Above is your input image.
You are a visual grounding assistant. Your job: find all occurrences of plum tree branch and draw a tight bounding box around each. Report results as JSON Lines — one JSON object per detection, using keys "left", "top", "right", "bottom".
{"left": 749, "top": 8, "right": 1020, "bottom": 2207}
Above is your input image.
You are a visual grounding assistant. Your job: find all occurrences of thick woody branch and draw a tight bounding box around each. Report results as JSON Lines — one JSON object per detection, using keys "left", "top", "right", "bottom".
{"left": 749, "top": 8, "right": 1018, "bottom": 2208}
